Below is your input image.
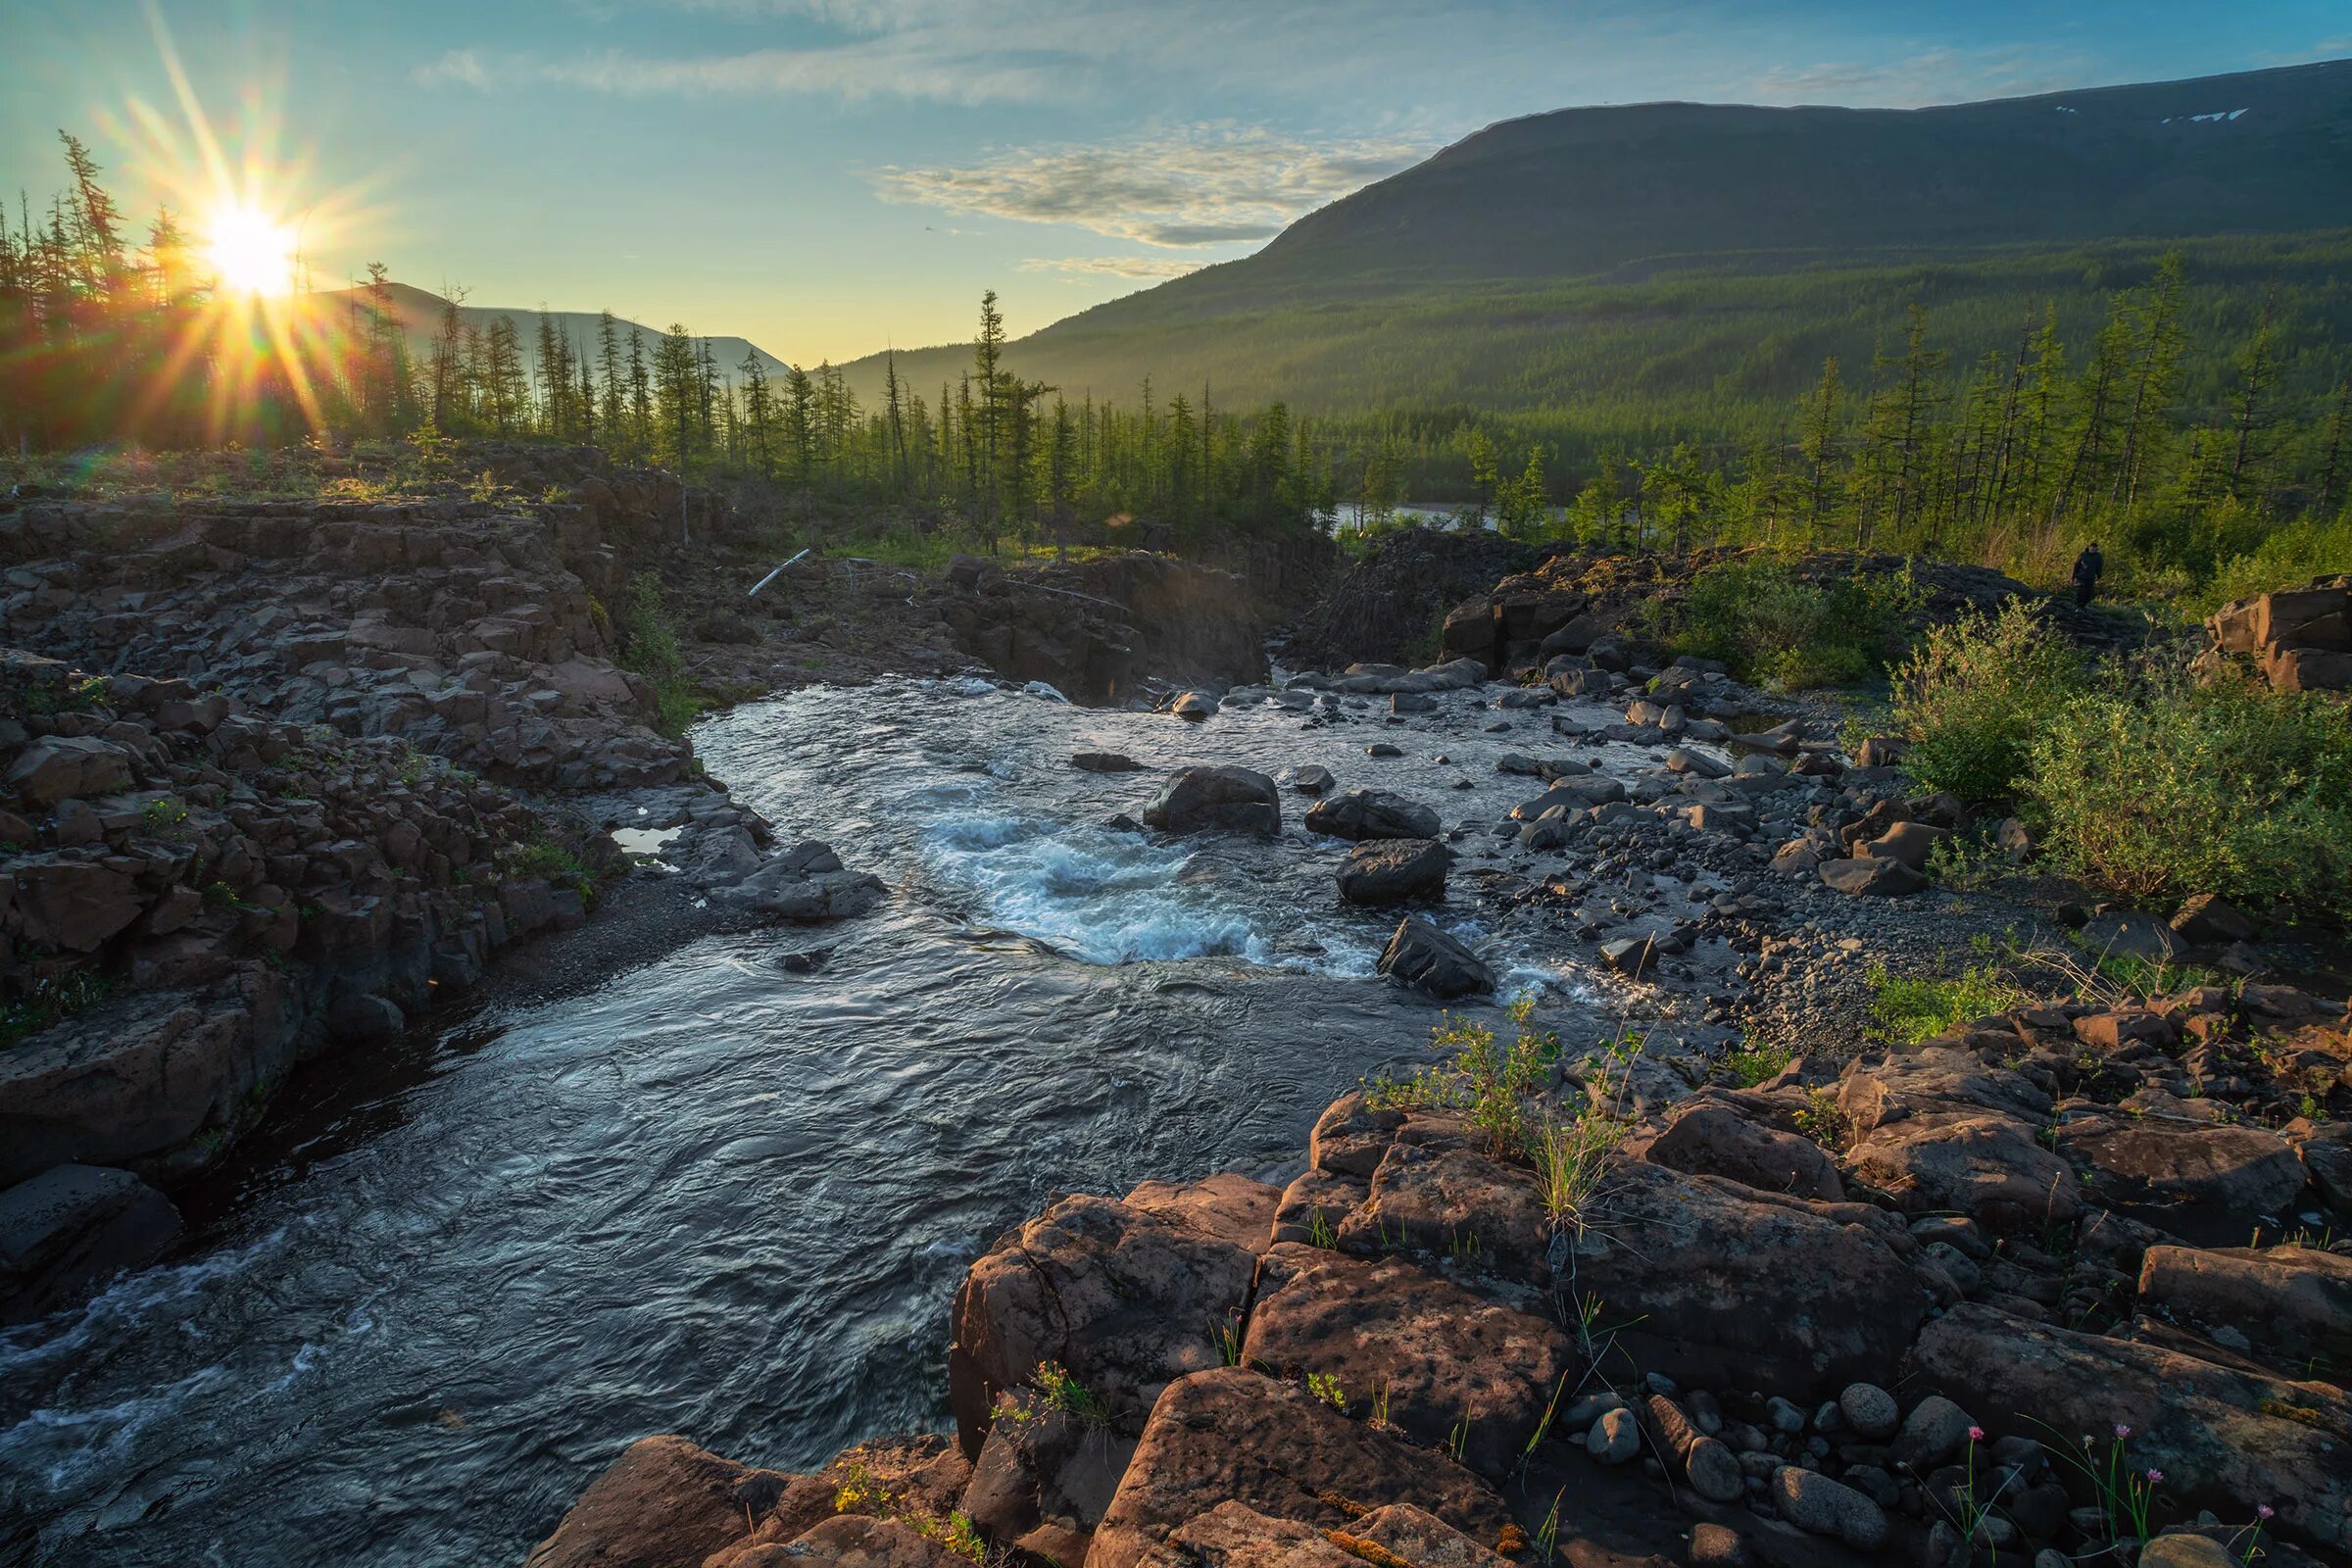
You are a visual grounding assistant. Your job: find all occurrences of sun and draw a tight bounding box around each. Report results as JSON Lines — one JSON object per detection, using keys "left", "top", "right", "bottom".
{"left": 205, "top": 203, "right": 298, "bottom": 297}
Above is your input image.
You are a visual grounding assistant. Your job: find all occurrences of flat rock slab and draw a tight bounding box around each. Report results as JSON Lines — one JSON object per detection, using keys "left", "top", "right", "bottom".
{"left": 2058, "top": 1118, "right": 2307, "bottom": 1247}
{"left": 524, "top": 1435, "right": 756, "bottom": 1568}
{"left": 1243, "top": 1242, "right": 1573, "bottom": 1478}
{"left": 1091, "top": 1368, "right": 1512, "bottom": 1568}
{"left": 0, "top": 1162, "right": 182, "bottom": 1325}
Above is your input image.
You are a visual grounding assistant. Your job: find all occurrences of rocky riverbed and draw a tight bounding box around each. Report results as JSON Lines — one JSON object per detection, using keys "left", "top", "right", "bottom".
{"left": 4, "top": 465, "right": 2347, "bottom": 1568}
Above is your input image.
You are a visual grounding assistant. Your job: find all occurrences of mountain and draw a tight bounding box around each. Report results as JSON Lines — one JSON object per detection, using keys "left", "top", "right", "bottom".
{"left": 835, "top": 60, "right": 2352, "bottom": 429}
{"left": 304, "top": 280, "right": 794, "bottom": 383}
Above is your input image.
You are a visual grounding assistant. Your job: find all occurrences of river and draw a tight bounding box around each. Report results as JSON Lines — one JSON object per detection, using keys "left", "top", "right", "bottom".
{"left": 0, "top": 675, "right": 1641, "bottom": 1568}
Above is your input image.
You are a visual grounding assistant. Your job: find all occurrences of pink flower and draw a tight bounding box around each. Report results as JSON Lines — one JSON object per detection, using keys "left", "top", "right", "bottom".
{"left": 2145, "top": 1469, "right": 2164, "bottom": 1485}
{"left": 2114, "top": 1423, "right": 2132, "bottom": 1440}
{"left": 2258, "top": 1506, "right": 2276, "bottom": 1521}
{"left": 1968, "top": 1426, "right": 1985, "bottom": 1442}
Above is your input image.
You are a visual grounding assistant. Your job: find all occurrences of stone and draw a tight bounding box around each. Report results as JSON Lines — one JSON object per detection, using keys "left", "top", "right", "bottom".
{"left": 2079, "top": 910, "right": 2187, "bottom": 964}
{"left": 1857, "top": 820, "right": 1947, "bottom": 872}
{"left": 1336, "top": 1138, "right": 1551, "bottom": 1287}
{"left": 1771, "top": 1466, "right": 1889, "bottom": 1550}
{"left": 0, "top": 1163, "right": 182, "bottom": 1324}
{"left": 1819, "top": 856, "right": 1927, "bottom": 897}
{"left": 1089, "top": 1369, "right": 1512, "bottom": 1568}
{"left": 1913, "top": 1303, "right": 2352, "bottom": 1551}
{"left": 958, "top": 1395, "right": 1135, "bottom": 1567}
{"left": 1665, "top": 747, "right": 1731, "bottom": 779}
{"left": 5, "top": 735, "right": 134, "bottom": 808}
{"left": 1072, "top": 752, "right": 1144, "bottom": 772}
{"left": 1281, "top": 765, "right": 1335, "bottom": 795}
{"left": 2135, "top": 1245, "right": 2352, "bottom": 1377}
{"left": 1243, "top": 1244, "right": 1573, "bottom": 1479}
{"left": 1641, "top": 1101, "right": 1842, "bottom": 1201}
{"left": 781, "top": 1515, "right": 970, "bottom": 1568}
{"left": 1141, "top": 767, "right": 1281, "bottom": 837}
{"left": 1303, "top": 789, "right": 1441, "bottom": 841}
{"left": 2139, "top": 1536, "right": 2238, "bottom": 1568}
{"left": 948, "top": 1189, "right": 1268, "bottom": 1448}
{"left": 1688, "top": 1523, "right": 1750, "bottom": 1568}
{"left": 1171, "top": 691, "right": 1219, "bottom": 719}
{"left": 2170, "top": 893, "right": 2256, "bottom": 946}
{"left": 1336, "top": 839, "right": 1450, "bottom": 906}
{"left": 1895, "top": 1395, "right": 1978, "bottom": 1471}
{"left": 1565, "top": 1163, "right": 1930, "bottom": 1398}
{"left": 1587, "top": 1406, "right": 1641, "bottom": 1464}
{"left": 1846, "top": 1110, "right": 2080, "bottom": 1233}
{"left": 522, "top": 1435, "right": 753, "bottom": 1568}
{"left": 1376, "top": 919, "right": 1493, "bottom": 999}
{"left": 1642, "top": 1395, "right": 1742, "bottom": 1502}
{"left": 1838, "top": 1383, "right": 1898, "bottom": 1441}
{"left": 2058, "top": 1119, "right": 2307, "bottom": 1247}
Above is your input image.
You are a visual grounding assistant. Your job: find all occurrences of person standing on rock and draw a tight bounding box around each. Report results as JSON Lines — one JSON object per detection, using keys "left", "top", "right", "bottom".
{"left": 2071, "top": 542, "right": 2105, "bottom": 608}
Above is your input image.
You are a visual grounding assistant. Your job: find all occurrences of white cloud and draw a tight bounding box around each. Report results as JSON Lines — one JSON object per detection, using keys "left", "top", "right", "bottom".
{"left": 875, "top": 125, "right": 1432, "bottom": 248}
{"left": 415, "top": 48, "right": 490, "bottom": 89}
{"left": 1734, "top": 45, "right": 2098, "bottom": 106}
{"left": 1017, "top": 255, "right": 1204, "bottom": 281}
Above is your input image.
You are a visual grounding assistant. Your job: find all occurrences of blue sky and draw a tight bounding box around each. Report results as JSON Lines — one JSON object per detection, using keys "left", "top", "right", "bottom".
{"left": 5, "top": 0, "right": 2347, "bottom": 363}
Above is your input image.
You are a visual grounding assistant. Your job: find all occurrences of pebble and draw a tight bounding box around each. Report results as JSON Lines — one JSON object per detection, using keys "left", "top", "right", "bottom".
{"left": 1588, "top": 1406, "right": 1641, "bottom": 1464}
{"left": 1773, "top": 1465, "right": 1890, "bottom": 1550}
{"left": 1838, "top": 1381, "right": 1899, "bottom": 1441}
{"left": 1896, "top": 1395, "right": 1978, "bottom": 1471}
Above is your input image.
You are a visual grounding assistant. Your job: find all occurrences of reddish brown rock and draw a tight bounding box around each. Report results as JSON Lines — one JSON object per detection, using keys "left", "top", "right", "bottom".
{"left": 1242, "top": 1243, "right": 1572, "bottom": 1479}
{"left": 1090, "top": 1368, "right": 1511, "bottom": 1568}
{"left": 1122, "top": 1173, "right": 1282, "bottom": 1251}
{"left": 1564, "top": 1162, "right": 1930, "bottom": 1398}
{"left": 1845, "top": 1111, "right": 2080, "bottom": 1233}
{"left": 948, "top": 1192, "right": 1261, "bottom": 1453}
{"left": 1334, "top": 1143, "right": 1550, "bottom": 1287}
{"left": 1911, "top": 1303, "right": 2351, "bottom": 1552}
{"left": 959, "top": 1392, "right": 1137, "bottom": 1568}
{"left": 2136, "top": 1245, "right": 2352, "bottom": 1379}
{"left": 1639, "top": 1100, "right": 1841, "bottom": 1201}
{"left": 523, "top": 1436, "right": 753, "bottom": 1568}
{"left": 2059, "top": 1118, "right": 2308, "bottom": 1247}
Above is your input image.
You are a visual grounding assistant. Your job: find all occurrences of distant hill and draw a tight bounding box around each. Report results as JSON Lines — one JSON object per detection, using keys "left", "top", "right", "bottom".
{"left": 305, "top": 280, "right": 794, "bottom": 384}
{"left": 836, "top": 60, "right": 2352, "bottom": 432}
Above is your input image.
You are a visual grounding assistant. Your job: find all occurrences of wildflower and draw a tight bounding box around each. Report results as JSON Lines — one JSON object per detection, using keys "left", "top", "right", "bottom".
{"left": 2145, "top": 1469, "right": 2164, "bottom": 1485}
{"left": 1968, "top": 1426, "right": 1985, "bottom": 1442}
{"left": 2258, "top": 1506, "right": 2276, "bottom": 1521}
{"left": 2114, "top": 1423, "right": 2132, "bottom": 1440}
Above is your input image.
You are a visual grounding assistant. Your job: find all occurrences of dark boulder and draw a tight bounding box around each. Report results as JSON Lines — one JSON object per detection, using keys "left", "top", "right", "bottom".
{"left": 1336, "top": 839, "right": 1450, "bottom": 905}
{"left": 1304, "top": 789, "right": 1441, "bottom": 841}
{"left": 1140, "top": 766, "right": 1281, "bottom": 836}
{"left": 1377, "top": 919, "right": 1493, "bottom": 998}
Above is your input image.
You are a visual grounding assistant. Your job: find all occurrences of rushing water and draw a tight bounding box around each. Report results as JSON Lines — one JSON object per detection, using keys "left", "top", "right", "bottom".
{"left": 0, "top": 677, "right": 1645, "bottom": 1568}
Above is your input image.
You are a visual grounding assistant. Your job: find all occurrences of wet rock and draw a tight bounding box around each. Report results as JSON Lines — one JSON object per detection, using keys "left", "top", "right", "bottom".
{"left": 522, "top": 1434, "right": 753, "bottom": 1568}
{"left": 1170, "top": 692, "right": 1219, "bottom": 719}
{"left": 948, "top": 1188, "right": 1268, "bottom": 1449}
{"left": 1913, "top": 1302, "right": 2351, "bottom": 1551}
{"left": 710, "top": 843, "right": 886, "bottom": 921}
{"left": 1366, "top": 743, "right": 1404, "bottom": 758}
{"left": 1376, "top": 919, "right": 1493, "bottom": 999}
{"left": 1245, "top": 1243, "right": 1572, "bottom": 1479}
{"left": 1304, "top": 789, "right": 1441, "bottom": 842}
{"left": 0, "top": 1163, "right": 182, "bottom": 1324}
{"left": 1337, "top": 839, "right": 1450, "bottom": 906}
{"left": 1090, "top": 1368, "right": 1512, "bottom": 1568}
{"left": 1072, "top": 751, "right": 1144, "bottom": 772}
{"left": 1141, "top": 766, "right": 1281, "bottom": 837}
{"left": 1281, "top": 764, "right": 1335, "bottom": 795}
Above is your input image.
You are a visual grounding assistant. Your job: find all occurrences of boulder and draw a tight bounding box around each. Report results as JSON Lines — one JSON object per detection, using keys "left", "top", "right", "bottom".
{"left": 1336, "top": 1142, "right": 1551, "bottom": 1287}
{"left": 1243, "top": 1243, "right": 1573, "bottom": 1479}
{"left": 1819, "top": 856, "right": 1927, "bottom": 897}
{"left": 1090, "top": 1369, "right": 1512, "bottom": 1568}
{"left": 1336, "top": 839, "right": 1449, "bottom": 906}
{"left": 1912, "top": 1303, "right": 2352, "bottom": 1551}
{"left": 5, "top": 734, "right": 135, "bottom": 808}
{"left": 1376, "top": 919, "right": 1493, "bottom": 1000}
{"left": 2058, "top": 1119, "right": 2307, "bottom": 1247}
{"left": 9, "top": 855, "right": 149, "bottom": 953}
{"left": 1770, "top": 1466, "right": 1888, "bottom": 1550}
{"left": 1564, "top": 1162, "right": 1931, "bottom": 1398}
{"left": 0, "top": 1162, "right": 182, "bottom": 1324}
{"left": 1641, "top": 1101, "right": 1842, "bottom": 1201}
{"left": 1846, "top": 1111, "right": 2080, "bottom": 1233}
{"left": 777, "top": 1515, "right": 970, "bottom": 1568}
{"left": 2135, "top": 1245, "right": 2352, "bottom": 1378}
{"left": 1072, "top": 752, "right": 1144, "bottom": 773}
{"left": 2170, "top": 893, "right": 2256, "bottom": 946}
{"left": 1855, "top": 820, "right": 1947, "bottom": 872}
{"left": 948, "top": 1189, "right": 1267, "bottom": 1450}
{"left": 1141, "top": 767, "right": 1281, "bottom": 837}
{"left": 1281, "top": 765, "right": 1336, "bottom": 795}
{"left": 1303, "top": 789, "right": 1441, "bottom": 842}
{"left": 522, "top": 1435, "right": 754, "bottom": 1568}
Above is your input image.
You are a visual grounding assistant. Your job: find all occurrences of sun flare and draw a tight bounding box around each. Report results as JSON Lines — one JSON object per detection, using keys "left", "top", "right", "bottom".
{"left": 205, "top": 203, "right": 298, "bottom": 297}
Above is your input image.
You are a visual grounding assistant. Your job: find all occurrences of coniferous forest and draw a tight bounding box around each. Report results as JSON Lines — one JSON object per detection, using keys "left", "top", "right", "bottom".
{"left": 5, "top": 130, "right": 2349, "bottom": 608}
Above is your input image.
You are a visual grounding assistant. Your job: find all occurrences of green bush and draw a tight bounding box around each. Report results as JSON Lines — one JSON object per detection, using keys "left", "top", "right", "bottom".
{"left": 1891, "top": 599, "right": 2084, "bottom": 808}
{"left": 2028, "top": 668, "right": 2352, "bottom": 918}
{"left": 2191, "top": 512, "right": 2352, "bottom": 617}
{"left": 1867, "top": 961, "right": 2028, "bottom": 1044}
{"left": 1663, "top": 560, "right": 1919, "bottom": 690}
{"left": 619, "top": 570, "right": 705, "bottom": 738}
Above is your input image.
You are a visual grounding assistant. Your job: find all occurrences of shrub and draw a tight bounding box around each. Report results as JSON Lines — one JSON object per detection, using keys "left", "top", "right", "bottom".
{"left": 1891, "top": 599, "right": 2084, "bottom": 808}
{"left": 2028, "top": 668, "right": 2352, "bottom": 918}
{"left": 1662, "top": 559, "right": 1920, "bottom": 690}
{"left": 619, "top": 570, "right": 705, "bottom": 738}
{"left": 2192, "top": 512, "right": 2352, "bottom": 617}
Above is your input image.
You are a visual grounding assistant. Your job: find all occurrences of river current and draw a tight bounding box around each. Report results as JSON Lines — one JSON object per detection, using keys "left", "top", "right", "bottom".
{"left": 0, "top": 676, "right": 1646, "bottom": 1568}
